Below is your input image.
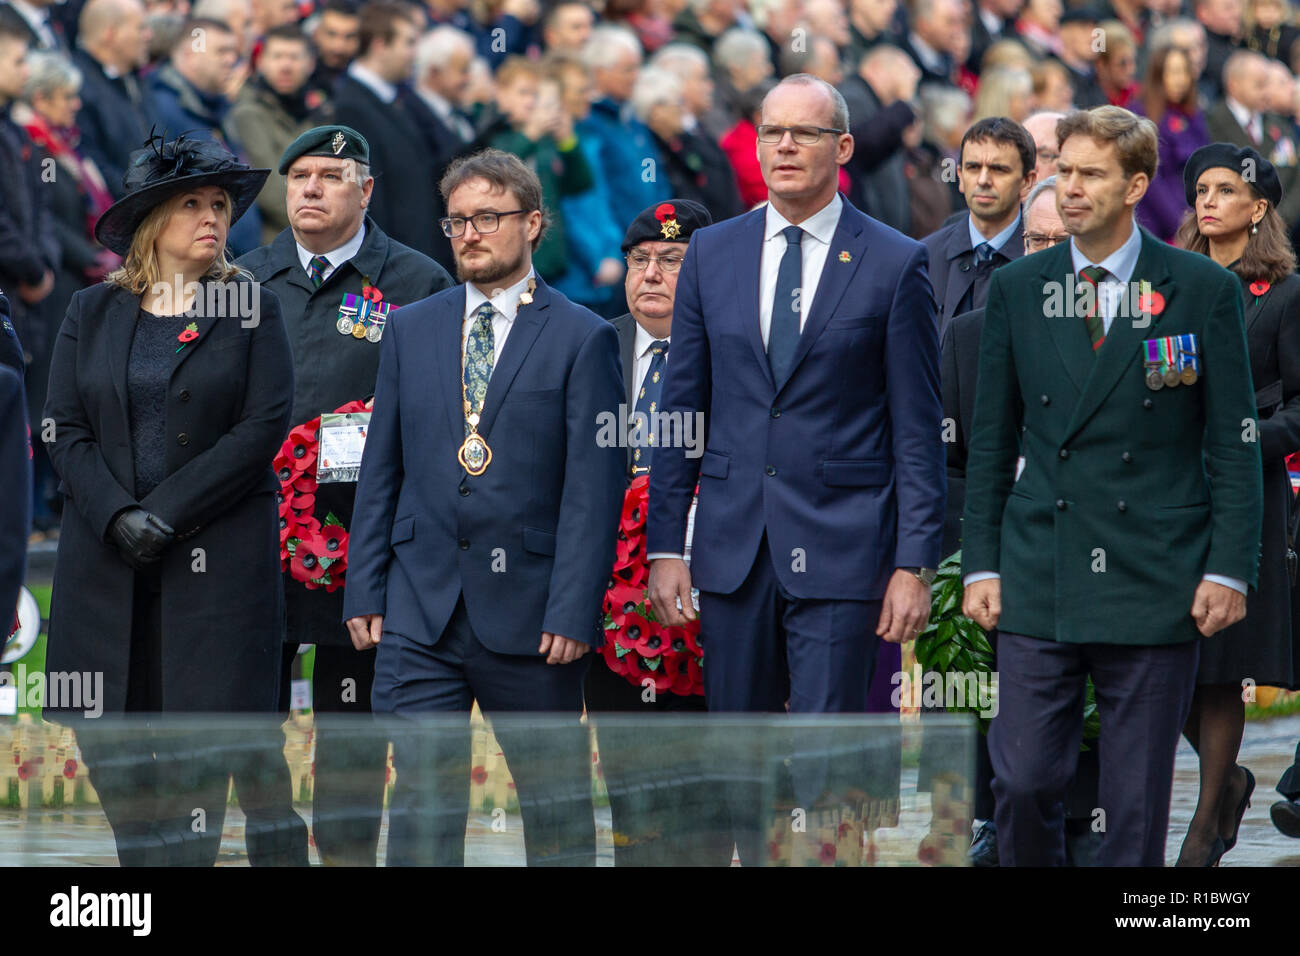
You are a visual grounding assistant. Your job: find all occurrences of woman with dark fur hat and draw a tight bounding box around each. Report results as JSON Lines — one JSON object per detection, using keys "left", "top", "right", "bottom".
{"left": 41, "top": 134, "right": 294, "bottom": 866}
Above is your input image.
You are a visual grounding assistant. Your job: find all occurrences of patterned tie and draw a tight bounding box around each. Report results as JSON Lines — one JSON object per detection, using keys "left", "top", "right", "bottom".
{"left": 631, "top": 339, "right": 669, "bottom": 474}
{"left": 975, "top": 241, "right": 994, "bottom": 264}
{"left": 464, "top": 303, "right": 495, "bottom": 435}
{"left": 1078, "top": 265, "right": 1109, "bottom": 352}
{"left": 768, "top": 225, "right": 803, "bottom": 385}
{"left": 307, "top": 254, "right": 330, "bottom": 288}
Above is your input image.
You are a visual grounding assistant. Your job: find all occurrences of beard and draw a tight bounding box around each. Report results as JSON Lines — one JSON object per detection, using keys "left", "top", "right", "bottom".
{"left": 455, "top": 244, "right": 529, "bottom": 287}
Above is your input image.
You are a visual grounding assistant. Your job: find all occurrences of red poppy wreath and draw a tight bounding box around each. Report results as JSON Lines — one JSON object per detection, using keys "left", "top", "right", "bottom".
{"left": 276, "top": 399, "right": 368, "bottom": 591}
{"left": 601, "top": 475, "right": 704, "bottom": 696}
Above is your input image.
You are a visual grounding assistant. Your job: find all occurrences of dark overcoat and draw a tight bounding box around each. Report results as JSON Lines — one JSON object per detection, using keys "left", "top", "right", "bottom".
{"left": 1208, "top": 272, "right": 1300, "bottom": 688}
{"left": 237, "top": 220, "right": 453, "bottom": 646}
{"left": 42, "top": 278, "right": 294, "bottom": 715}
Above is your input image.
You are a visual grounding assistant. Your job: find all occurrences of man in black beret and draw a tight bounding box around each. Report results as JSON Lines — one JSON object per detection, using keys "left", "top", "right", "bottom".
{"left": 235, "top": 124, "right": 453, "bottom": 865}
{"left": 582, "top": 197, "right": 734, "bottom": 865}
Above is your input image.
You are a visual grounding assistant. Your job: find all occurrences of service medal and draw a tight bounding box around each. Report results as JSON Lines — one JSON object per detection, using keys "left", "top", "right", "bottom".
{"left": 458, "top": 433, "right": 492, "bottom": 476}
{"left": 352, "top": 322, "right": 367, "bottom": 339}
{"left": 366, "top": 323, "right": 383, "bottom": 342}
{"left": 1180, "top": 366, "right": 1198, "bottom": 385}
{"left": 1162, "top": 367, "right": 1180, "bottom": 387}
{"left": 337, "top": 315, "right": 354, "bottom": 335}
{"left": 1145, "top": 369, "right": 1164, "bottom": 390}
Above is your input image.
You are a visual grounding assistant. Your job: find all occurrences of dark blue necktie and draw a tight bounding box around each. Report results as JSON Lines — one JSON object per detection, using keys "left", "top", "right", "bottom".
{"left": 631, "top": 339, "right": 669, "bottom": 474}
{"left": 975, "top": 241, "right": 994, "bottom": 264}
{"left": 768, "top": 225, "right": 803, "bottom": 385}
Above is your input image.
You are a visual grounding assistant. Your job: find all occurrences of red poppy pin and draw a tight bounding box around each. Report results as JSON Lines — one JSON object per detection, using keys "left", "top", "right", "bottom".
{"left": 1270, "top": 125, "right": 1281, "bottom": 141}
{"left": 176, "top": 321, "right": 199, "bottom": 353}
{"left": 1169, "top": 115, "right": 1186, "bottom": 134}
{"left": 361, "top": 285, "right": 383, "bottom": 303}
{"left": 655, "top": 202, "right": 681, "bottom": 239}
{"left": 1136, "top": 286, "right": 1165, "bottom": 316}
{"left": 1250, "top": 280, "right": 1270, "bottom": 297}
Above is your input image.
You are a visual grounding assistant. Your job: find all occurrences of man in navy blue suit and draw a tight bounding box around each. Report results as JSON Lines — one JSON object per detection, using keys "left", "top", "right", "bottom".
{"left": 646, "top": 74, "right": 946, "bottom": 862}
{"left": 342, "top": 148, "right": 626, "bottom": 866}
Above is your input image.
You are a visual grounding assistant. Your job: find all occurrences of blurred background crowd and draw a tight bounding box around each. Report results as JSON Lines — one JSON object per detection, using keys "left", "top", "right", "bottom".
{"left": 5, "top": 0, "right": 1300, "bottom": 537}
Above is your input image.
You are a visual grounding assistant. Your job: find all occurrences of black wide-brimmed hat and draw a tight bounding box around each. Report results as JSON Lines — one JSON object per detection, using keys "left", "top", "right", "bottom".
{"left": 94, "top": 133, "right": 271, "bottom": 256}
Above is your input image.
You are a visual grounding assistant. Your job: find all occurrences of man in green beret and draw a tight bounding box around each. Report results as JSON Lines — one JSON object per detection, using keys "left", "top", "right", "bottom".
{"left": 234, "top": 124, "right": 453, "bottom": 865}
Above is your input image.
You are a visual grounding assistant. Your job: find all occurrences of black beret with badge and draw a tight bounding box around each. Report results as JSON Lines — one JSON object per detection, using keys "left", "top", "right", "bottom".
{"left": 1184, "top": 142, "right": 1283, "bottom": 208}
{"left": 621, "top": 199, "right": 713, "bottom": 252}
{"left": 278, "top": 125, "right": 371, "bottom": 175}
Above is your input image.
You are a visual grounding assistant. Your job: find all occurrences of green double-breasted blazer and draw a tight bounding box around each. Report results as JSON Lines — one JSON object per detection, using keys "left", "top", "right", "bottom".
{"left": 961, "top": 228, "right": 1263, "bottom": 645}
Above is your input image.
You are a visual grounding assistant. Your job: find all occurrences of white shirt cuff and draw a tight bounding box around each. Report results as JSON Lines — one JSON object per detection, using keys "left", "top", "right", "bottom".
{"left": 1203, "top": 574, "right": 1247, "bottom": 595}
{"left": 962, "top": 572, "right": 1000, "bottom": 586}
{"left": 647, "top": 553, "right": 685, "bottom": 561}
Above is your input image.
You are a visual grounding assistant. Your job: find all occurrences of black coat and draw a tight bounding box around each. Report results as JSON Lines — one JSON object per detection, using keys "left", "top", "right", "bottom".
{"left": 72, "top": 49, "right": 154, "bottom": 199}
{"left": 837, "top": 74, "right": 910, "bottom": 233}
{"left": 330, "top": 76, "right": 443, "bottom": 265}
{"left": 0, "top": 361, "right": 28, "bottom": 623}
{"left": 237, "top": 220, "right": 453, "bottom": 646}
{"left": 923, "top": 213, "right": 1024, "bottom": 337}
{"left": 651, "top": 128, "right": 744, "bottom": 223}
{"left": 939, "top": 305, "right": 982, "bottom": 558}
{"left": 1206, "top": 272, "right": 1300, "bottom": 688}
{"left": 42, "top": 279, "right": 294, "bottom": 715}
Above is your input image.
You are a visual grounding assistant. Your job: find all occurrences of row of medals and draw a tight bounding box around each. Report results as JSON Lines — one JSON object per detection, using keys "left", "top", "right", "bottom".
{"left": 1145, "top": 356, "right": 1198, "bottom": 390}
{"left": 337, "top": 312, "right": 383, "bottom": 342}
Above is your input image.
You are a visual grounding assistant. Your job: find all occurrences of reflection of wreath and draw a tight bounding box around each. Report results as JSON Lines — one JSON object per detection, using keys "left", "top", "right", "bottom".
{"left": 601, "top": 475, "right": 704, "bottom": 696}
{"left": 276, "top": 399, "right": 368, "bottom": 591}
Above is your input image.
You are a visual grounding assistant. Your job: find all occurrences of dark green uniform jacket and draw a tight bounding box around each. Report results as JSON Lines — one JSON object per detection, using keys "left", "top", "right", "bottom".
{"left": 962, "top": 228, "right": 1263, "bottom": 645}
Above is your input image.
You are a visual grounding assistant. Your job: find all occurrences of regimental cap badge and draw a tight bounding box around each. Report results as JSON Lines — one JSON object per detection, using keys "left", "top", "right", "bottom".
{"left": 331, "top": 131, "right": 346, "bottom": 155}
{"left": 655, "top": 202, "right": 681, "bottom": 239}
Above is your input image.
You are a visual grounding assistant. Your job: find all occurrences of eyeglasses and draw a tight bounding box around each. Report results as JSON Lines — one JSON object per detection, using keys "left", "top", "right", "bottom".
{"left": 755, "top": 125, "right": 845, "bottom": 146}
{"left": 440, "top": 209, "right": 528, "bottom": 238}
{"left": 626, "top": 252, "right": 684, "bottom": 272}
{"left": 1025, "top": 233, "right": 1069, "bottom": 251}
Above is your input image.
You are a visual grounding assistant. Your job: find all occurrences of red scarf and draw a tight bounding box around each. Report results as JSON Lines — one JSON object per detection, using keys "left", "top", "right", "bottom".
{"left": 19, "top": 110, "right": 114, "bottom": 232}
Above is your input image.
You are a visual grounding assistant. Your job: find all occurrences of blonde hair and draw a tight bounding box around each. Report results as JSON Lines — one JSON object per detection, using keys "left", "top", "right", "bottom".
{"left": 106, "top": 189, "right": 247, "bottom": 295}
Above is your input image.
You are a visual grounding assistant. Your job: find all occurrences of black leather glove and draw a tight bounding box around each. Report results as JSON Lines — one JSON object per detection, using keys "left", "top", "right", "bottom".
{"left": 109, "top": 508, "right": 176, "bottom": 569}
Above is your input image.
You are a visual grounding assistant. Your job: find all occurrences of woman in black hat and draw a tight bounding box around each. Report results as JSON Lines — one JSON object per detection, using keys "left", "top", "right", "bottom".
{"left": 41, "top": 135, "right": 295, "bottom": 865}
{"left": 1174, "top": 142, "right": 1300, "bottom": 866}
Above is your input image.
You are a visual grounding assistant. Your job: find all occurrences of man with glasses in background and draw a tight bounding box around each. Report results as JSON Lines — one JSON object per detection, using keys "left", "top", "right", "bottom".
{"left": 646, "top": 74, "right": 945, "bottom": 865}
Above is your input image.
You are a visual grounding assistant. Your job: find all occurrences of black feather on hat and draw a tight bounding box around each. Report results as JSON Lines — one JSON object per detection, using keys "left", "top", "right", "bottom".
{"left": 93, "top": 131, "right": 271, "bottom": 256}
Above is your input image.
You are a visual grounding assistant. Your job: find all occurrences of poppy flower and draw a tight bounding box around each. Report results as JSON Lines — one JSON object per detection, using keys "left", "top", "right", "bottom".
{"left": 177, "top": 323, "right": 199, "bottom": 344}
{"left": 471, "top": 765, "right": 488, "bottom": 785}
{"left": 1169, "top": 115, "right": 1185, "bottom": 134}
{"left": 292, "top": 473, "right": 317, "bottom": 494}
{"left": 1250, "top": 280, "right": 1270, "bottom": 297}
{"left": 1136, "top": 289, "right": 1165, "bottom": 316}
{"left": 611, "top": 559, "right": 647, "bottom": 589}
{"left": 635, "top": 657, "right": 674, "bottom": 693}
{"left": 290, "top": 533, "right": 328, "bottom": 584}
{"left": 819, "top": 842, "right": 836, "bottom": 864}
{"left": 291, "top": 491, "right": 316, "bottom": 514}
{"left": 17, "top": 761, "right": 31, "bottom": 780}
{"left": 296, "top": 515, "right": 322, "bottom": 540}
{"left": 64, "top": 759, "right": 77, "bottom": 778}
{"left": 284, "top": 432, "right": 317, "bottom": 472}
{"left": 633, "top": 621, "right": 666, "bottom": 657}
{"left": 615, "top": 532, "right": 643, "bottom": 569}
{"left": 273, "top": 448, "right": 297, "bottom": 484}
{"left": 619, "top": 483, "right": 648, "bottom": 535}
{"left": 607, "top": 580, "right": 644, "bottom": 618}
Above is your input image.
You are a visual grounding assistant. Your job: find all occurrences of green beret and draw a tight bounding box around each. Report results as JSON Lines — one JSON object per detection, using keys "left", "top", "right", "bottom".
{"left": 277, "top": 125, "right": 371, "bottom": 175}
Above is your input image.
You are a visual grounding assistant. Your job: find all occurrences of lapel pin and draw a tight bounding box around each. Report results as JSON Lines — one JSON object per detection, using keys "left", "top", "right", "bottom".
{"left": 838, "top": 251, "right": 851, "bottom": 263}
{"left": 1249, "top": 280, "right": 1270, "bottom": 298}
{"left": 176, "top": 321, "right": 199, "bottom": 353}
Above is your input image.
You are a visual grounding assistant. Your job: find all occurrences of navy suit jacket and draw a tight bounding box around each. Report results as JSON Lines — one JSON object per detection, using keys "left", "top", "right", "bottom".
{"left": 922, "top": 213, "right": 1023, "bottom": 336}
{"left": 341, "top": 277, "right": 626, "bottom": 654}
{"left": 646, "top": 197, "right": 946, "bottom": 600}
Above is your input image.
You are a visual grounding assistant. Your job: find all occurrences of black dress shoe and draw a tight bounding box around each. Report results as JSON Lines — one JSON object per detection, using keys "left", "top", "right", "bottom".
{"left": 1271, "top": 798, "right": 1300, "bottom": 838}
{"left": 969, "top": 821, "right": 999, "bottom": 867}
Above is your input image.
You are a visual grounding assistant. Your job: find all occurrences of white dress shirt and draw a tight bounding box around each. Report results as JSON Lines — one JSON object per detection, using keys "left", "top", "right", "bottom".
{"left": 759, "top": 193, "right": 842, "bottom": 348}
{"left": 968, "top": 210, "right": 1021, "bottom": 257}
{"left": 296, "top": 222, "right": 367, "bottom": 284}
{"left": 462, "top": 269, "right": 536, "bottom": 371}
{"left": 964, "top": 218, "right": 1246, "bottom": 595}
{"left": 348, "top": 61, "right": 397, "bottom": 104}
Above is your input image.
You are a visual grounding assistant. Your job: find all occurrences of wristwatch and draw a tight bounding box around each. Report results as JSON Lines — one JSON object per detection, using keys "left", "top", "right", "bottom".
{"left": 900, "top": 566, "right": 938, "bottom": 587}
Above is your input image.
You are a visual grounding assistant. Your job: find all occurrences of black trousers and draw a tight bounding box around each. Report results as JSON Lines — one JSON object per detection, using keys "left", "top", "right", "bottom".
{"left": 989, "top": 631, "right": 1198, "bottom": 866}
{"left": 76, "top": 572, "right": 229, "bottom": 866}
{"left": 584, "top": 661, "right": 733, "bottom": 865}
{"left": 372, "top": 596, "right": 595, "bottom": 866}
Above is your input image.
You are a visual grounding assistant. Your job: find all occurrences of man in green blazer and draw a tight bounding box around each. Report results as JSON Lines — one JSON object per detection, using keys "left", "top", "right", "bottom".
{"left": 961, "top": 106, "right": 1264, "bottom": 866}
